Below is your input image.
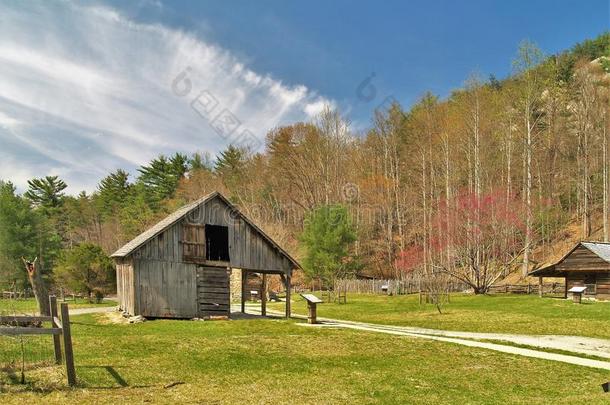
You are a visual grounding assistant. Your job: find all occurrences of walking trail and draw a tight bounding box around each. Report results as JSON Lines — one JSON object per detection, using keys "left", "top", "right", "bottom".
{"left": 240, "top": 305, "right": 610, "bottom": 371}
{"left": 69, "top": 306, "right": 116, "bottom": 315}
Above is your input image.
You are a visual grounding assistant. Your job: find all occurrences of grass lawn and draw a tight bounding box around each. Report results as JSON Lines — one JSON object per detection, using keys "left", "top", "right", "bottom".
{"left": 1, "top": 313, "right": 609, "bottom": 404}
{"left": 0, "top": 298, "right": 116, "bottom": 314}
{"left": 269, "top": 293, "right": 610, "bottom": 339}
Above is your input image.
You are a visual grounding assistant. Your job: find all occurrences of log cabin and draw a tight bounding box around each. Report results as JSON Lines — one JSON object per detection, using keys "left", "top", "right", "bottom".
{"left": 111, "top": 191, "right": 300, "bottom": 318}
{"left": 529, "top": 241, "right": 610, "bottom": 300}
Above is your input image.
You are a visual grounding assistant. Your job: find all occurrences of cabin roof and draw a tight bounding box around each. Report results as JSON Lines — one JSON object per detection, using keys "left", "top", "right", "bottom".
{"left": 580, "top": 242, "right": 610, "bottom": 262}
{"left": 528, "top": 241, "right": 610, "bottom": 277}
{"left": 111, "top": 191, "right": 300, "bottom": 269}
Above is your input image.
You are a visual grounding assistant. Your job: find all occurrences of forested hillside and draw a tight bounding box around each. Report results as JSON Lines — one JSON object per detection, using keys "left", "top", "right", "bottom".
{"left": 1, "top": 33, "right": 608, "bottom": 292}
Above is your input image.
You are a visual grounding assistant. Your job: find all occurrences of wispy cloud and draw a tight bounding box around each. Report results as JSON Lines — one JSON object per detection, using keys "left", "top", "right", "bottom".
{"left": 0, "top": 1, "right": 333, "bottom": 193}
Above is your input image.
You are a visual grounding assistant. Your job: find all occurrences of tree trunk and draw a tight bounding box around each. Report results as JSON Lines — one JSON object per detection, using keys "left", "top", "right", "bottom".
{"left": 602, "top": 119, "right": 609, "bottom": 242}
{"left": 23, "top": 258, "right": 50, "bottom": 316}
{"left": 522, "top": 108, "right": 533, "bottom": 277}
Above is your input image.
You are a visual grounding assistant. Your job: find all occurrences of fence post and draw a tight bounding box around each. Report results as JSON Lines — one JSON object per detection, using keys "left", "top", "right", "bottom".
{"left": 49, "top": 295, "right": 62, "bottom": 364}
{"left": 60, "top": 303, "right": 76, "bottom": 386}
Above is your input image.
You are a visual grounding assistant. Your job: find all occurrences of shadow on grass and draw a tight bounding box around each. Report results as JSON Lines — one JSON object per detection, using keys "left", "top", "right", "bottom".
{"left": 78, "top": 365, "right": 153, "bottom": 389}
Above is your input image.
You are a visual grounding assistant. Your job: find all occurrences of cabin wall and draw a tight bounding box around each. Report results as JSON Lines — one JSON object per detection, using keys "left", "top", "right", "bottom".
{"left": 566, "top": 272, "right": 610, "bottom": 300}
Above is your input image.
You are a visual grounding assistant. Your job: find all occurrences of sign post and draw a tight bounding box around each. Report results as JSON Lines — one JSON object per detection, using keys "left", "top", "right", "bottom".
{"left": 300, "top": 294, "right": 323, "bottom": 324}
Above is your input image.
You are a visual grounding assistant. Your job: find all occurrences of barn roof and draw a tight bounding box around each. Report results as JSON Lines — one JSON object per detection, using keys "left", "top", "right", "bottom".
{"left": 111, "top": 191, "right": 300, "bottom": 269}
{"left": 528, "top": 241, "right": 610, "bottom": 277}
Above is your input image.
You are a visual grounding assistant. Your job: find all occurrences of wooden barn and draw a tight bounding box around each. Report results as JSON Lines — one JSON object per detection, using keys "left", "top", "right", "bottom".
{"left": 111, "top": 191, "right": 300, "bottom": 318}
{"left": 529, "top": 241, "right": 610, "bottom": 300}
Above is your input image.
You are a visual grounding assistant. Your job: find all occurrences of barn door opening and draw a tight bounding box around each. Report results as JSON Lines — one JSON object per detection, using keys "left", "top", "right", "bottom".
{"left": 205, "top": 224, "right": 229, "bottom": 262}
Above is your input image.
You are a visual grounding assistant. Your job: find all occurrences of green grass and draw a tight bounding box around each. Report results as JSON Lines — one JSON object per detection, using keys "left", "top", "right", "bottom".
{"left": 1, "top": 313, "right": 609, "bottom": 404}
{"left": 0, "top": 298, "right": 116, "bottom": 314}
{"left": 269, "top": 293, "right": 610, "bottom": 339}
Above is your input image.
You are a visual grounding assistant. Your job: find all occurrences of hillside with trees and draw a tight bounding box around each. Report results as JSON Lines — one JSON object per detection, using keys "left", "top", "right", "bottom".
{"left": 0, "top": 33, "right": 608, "bottom": 295}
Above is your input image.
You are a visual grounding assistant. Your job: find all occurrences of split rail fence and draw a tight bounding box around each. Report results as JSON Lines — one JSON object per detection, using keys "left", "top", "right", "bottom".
{"left": 0, "top": 295, "right": 76, "bottom": 386}
{"left": 333, "top": 279, "right": 566, "bottom": 296}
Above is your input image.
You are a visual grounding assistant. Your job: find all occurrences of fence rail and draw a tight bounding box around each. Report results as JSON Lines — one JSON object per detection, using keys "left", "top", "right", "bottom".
{"left": 487, "top": 282, "right": 565, "bottom": 295}
{"left": 333, "top": 279, "right": 470, "bottom": 295}
{"left": 333, "top": 279, "right": 566, "bottom": 296}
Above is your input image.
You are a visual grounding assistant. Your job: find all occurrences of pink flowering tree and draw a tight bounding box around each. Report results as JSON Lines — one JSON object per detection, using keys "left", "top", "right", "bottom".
{"left": 431, "top": 189, "right": 525, "bottom": 294}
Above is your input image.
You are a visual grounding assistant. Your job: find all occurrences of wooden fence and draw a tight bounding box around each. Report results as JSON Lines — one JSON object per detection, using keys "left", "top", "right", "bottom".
{"left": 487, "top": 282, "right": 565, "bottom": 295}
{"left": 333, "top": 279, "right": 470, "bottom": 295}
{"left": 1, "top": 290, "right": 30, "bottom": 299}
{"left": 333, "top": 279, "right": 566, "bottom": 296}
{"left": 0, "top": 296, "right": 76, "bottom": 386}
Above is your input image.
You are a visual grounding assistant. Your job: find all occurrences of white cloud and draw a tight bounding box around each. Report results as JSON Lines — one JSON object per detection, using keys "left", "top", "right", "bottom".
{"left": 0, "top": 112, "right": 22, "bottom": 130}
{"left": 0, "top": 1, "right": 334, "bottom": 193}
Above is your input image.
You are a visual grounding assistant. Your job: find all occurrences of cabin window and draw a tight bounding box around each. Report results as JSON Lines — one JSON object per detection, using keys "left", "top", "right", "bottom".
{"left": 205, "top": 224, "right": 230, "bottom": 262}
{"left": 584, "top": 274, "right": 596, "bottom": 295}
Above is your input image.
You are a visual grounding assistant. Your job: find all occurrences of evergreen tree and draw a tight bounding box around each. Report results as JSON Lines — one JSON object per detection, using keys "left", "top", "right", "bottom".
{"left": 97, "top": 169, "right": 131, "bottom": 218}
{"left": 24, "top": 175, "right": 67, "bottom": 209}
{"left": 0, "top": 181, "right": 38, "bottom": 288}
{"left": 300, "top": 204, "right": 358, "bottom": 287}
{"left": 189, "top": 152, "right": 213, "bottom": 172}
{"left": 137, "top": 153, "right": 188, "bottom": 208}
{"left": 215, "top": 145, "right": 246, "bottom": 191}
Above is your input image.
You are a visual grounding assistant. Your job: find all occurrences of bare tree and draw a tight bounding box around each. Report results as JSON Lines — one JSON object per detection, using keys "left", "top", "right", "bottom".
{"left": 512, "top": 41, "right": 545, "bottom": 277}
{"left": 21, "top": 257, "right": 50, "bottom": 316}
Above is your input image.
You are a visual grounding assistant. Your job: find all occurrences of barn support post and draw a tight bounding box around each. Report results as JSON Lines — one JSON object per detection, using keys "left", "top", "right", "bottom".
{"left": 261, "top": 273, "right": 267, "bottom": 317}
{"left": 538, "top": 277, "right": 543, "bottom": 298}
{"left": 285, "top": 272, "right": 291, "bottom": 318}
{"left": 241, "top": 269, "right": 247, "bottom": 313}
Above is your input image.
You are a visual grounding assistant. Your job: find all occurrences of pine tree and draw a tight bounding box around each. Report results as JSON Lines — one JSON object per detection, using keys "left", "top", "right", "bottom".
{"left": 137, "top": 153, "right": 188, "bottom": 208}
{"left": 24, "top": 176, "right": 67, "bottom": 208}
{"left": 300, "top": 204, "right": 358, "bottom": 288}
{"left": 97, "top": 169, "right": 131, "bottom": 218}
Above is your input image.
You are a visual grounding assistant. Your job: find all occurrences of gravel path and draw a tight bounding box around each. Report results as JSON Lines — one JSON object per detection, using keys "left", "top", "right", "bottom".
{"left": 69, "top": 306, "right": 116, "bottom": 315}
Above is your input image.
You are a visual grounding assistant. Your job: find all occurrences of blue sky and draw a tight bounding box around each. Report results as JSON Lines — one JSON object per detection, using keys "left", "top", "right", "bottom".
{"left": 0, "top": 0, "right": 608, "bottom": 193}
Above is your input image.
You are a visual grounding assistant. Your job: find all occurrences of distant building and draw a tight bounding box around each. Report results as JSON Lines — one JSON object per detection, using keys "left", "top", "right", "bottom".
{"left": 529, "top": 241, "right": 610, "bottom": 300}
{"left": 111, "top": 192, "right": 300, "bottom": 318}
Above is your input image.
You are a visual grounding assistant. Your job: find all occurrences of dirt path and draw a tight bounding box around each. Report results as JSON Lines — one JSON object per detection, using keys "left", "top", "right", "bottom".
{"left": 238, "top": 305, "right": 610, "bottom": 370}
{"left": 69, "top": 306, "right": 116, "bottom": 315}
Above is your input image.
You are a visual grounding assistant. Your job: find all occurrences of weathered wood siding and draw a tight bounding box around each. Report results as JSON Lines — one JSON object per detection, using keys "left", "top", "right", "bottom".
{"left": 134, "top": 259, "right": 198, "bottom": 318}
{"left": 556, "top": 245, "right": 610, "bottom": 272}
{"left": 197, "top": 266, "right": 230, "bottom": 317}
{"left": 116, "top": 258, "right": 135, "bottom": 315}
{"left": 566, "top": 273, "right": 610, "bottom": 300}
{"left": 597, "top": 274, "right": 610, "bottom": 299}
{"left": 118, "top": 194, "right": 296, "bottom": 318}
{"left": 131, "top": 222, "right": 183, "bottom": 262}
{"left": 128, "top": 195, "right": 293, "bottom": 273}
